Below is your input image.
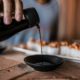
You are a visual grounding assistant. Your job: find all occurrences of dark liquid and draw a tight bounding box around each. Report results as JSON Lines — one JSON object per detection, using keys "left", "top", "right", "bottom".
{"left": 35, "top": 62, "right": 52, "bottom": 66}
{"left": 36, "top": 24, "right": 52, "bottom": 67}
{"left": 36, "top": 24, "right": 43, "bottom": 64}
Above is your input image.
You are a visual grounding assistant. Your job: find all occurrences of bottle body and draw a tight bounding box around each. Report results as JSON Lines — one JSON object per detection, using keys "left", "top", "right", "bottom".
{"left": 0, "top": 8, "right": 40, "bottom": 41}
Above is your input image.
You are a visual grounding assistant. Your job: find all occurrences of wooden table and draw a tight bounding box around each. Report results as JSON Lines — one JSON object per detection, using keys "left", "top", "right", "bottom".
{"left": 0, "top": 50, "right": 80, "bottom": 80}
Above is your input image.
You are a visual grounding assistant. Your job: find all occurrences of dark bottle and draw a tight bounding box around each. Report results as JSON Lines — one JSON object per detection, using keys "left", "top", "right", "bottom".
{"left": 0, "top": 8, "right": 40, "bottom": 41}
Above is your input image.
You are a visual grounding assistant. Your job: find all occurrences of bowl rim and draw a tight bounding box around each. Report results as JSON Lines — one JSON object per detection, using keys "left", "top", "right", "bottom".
{"left": 24, "top": 55, "right": 64, "bottom": 66}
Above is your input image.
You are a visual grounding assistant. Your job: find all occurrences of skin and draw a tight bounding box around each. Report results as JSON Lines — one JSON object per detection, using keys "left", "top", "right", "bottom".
{"left": 0, "top": 0, "right": 23, "bottom": 25}
{"left": 36, "top": 0, "right": 51, "bottom": 4}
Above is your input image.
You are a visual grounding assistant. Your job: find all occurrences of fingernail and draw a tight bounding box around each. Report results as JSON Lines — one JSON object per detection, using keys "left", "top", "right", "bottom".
{"left": 4, "top": 17, "right": 12, "bottom": 25}
{"left": 16, "top": 15, "right": 22, "bottom": 22}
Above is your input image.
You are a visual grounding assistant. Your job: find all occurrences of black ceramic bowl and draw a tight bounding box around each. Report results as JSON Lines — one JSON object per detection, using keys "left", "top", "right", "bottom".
{"left": 24, "top": 55, "right": 64, "bottom": 72}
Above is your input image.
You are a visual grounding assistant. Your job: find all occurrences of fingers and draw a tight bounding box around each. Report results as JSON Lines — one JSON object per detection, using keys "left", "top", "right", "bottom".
{"left": 1, "top": 0, "right": 23, "bottom": 25}
{"left": 15, "top": 0, "right": 23, "bottom": 22}
{"left": 3, "top": 0, "right": 12, "bottom": 25}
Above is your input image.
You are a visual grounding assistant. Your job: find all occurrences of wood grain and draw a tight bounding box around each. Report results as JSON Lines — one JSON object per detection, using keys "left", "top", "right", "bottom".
{"left": 14, "top": 62, "right": 80, "bottom": 80}
{"left": 0, "top": 56, "right": 20, "bottom": 70}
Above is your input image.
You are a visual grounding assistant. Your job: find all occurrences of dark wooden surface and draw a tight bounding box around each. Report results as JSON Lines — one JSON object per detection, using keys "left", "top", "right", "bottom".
{"left": 0, "top": 56, "right": 34, "bottom": 80}
{"left": 0, "top": 51, "right": 80, "bottom": 80}
{"left": 14, "top": 61, "right": 80, "bottom": 80}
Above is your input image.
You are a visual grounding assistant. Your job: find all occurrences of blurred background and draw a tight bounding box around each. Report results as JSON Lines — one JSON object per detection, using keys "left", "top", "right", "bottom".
{"left": 0, "top": 0, "right": 80, "bottom": 45}
{"left": 58, "top": 0, "right": 80, "bottom": 41}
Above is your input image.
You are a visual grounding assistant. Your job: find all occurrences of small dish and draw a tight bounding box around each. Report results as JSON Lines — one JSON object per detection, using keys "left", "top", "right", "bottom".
{"left": 24, "top": 55, "right": 63, "bottom": 72}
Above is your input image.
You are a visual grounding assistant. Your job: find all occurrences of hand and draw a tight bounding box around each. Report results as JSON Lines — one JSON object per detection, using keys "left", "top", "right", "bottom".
{"left": 0, "top": 0, "right": 23, "bottom": 25}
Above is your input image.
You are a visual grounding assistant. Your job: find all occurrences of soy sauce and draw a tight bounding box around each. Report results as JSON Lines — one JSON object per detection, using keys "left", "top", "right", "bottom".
{"left": 35, "top": 62, "right": 52, "bottom": 66}
{"left": 36, "top": 24, "right": 51, "bottom": 66}
{"left": 36, "top": 24, "right": 43, "bottom": 62}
